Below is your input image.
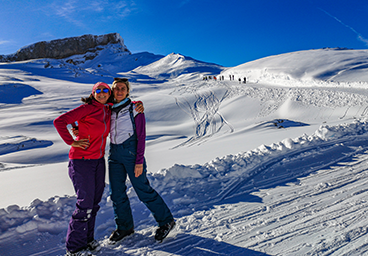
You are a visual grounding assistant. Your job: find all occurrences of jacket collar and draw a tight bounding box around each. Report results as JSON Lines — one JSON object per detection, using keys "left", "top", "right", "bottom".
{"left": 111, "top": 98, "right": 131, "bottom": 113}
{"left": 91, "top": 99, "right": 113, "bottom": 108}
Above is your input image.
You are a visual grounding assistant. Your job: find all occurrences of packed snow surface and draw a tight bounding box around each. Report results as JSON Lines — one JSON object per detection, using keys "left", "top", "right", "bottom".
{"left": 2, "top": 47, "right": 368, "bottom": 255}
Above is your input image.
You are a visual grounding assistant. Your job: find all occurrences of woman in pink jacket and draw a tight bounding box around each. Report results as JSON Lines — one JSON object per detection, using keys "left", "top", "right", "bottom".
{"left": 54, "top": 82, "right": 112, "bottom": 256}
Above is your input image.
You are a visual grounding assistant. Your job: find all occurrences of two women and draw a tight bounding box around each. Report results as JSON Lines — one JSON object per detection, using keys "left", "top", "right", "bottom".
{"left": 54, "top": 79, "right": 174, "bottom": 255}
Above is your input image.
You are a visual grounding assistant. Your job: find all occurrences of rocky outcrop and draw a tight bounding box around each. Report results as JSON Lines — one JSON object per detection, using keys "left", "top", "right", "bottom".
{"left": 0, "top": 33, "right": 130, "bottom": 62}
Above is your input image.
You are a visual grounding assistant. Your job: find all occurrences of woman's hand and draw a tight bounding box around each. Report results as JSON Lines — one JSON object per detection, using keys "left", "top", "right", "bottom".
{"left": 71, "top": 127, "right": 79, "bottom": 137}
{"left": 135, "top": 102, "right": 144, "bottom": 113}
{"left": 71, "top": 139, "right": 90, "bottom": 149}
{"left": 134, "top": 164, "right": 143, "bottom": 177}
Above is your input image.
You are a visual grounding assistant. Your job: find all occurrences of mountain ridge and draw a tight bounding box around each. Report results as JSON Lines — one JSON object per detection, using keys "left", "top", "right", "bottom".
{"left": 0, "top": 33, "right": 130, "bottom": 62}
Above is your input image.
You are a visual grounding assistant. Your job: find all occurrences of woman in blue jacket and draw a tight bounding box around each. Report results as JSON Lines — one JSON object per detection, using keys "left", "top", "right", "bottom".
{"left": 108, "top": 78, "right": 175, "bottom": 243}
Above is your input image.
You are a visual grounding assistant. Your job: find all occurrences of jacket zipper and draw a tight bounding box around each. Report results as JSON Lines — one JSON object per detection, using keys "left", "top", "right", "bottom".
{"left": 114, "top": 111, "right": 119, "bottom": 144}
{"left": 100, "top": 106, "right": 107, "bottom": 158}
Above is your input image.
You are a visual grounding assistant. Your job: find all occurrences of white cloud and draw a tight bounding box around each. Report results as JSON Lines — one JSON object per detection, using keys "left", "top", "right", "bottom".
{"left": 106, "top": 1, "right": 138, "bottom": 18}
{"left": 358, "top": 35, "right": 368, "bottom": 46}
{"left": 48, "top": 0, "right": 137, "bottom": 26}
{"left": 53, "top": 0, "right": 79, "bottom": 18}
{"left": 45, "top": 0, "right": 86, "bottom": 28}
{"left": 0, "top": 40, "right": 10, "bottom": 45}
{"left": 319, "top": 8, "right": 368, "bottom": 47}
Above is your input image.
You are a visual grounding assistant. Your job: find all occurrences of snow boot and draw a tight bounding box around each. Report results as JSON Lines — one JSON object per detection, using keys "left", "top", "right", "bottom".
{"left": 109, "top": 228, "right": 134, "bottom": 243}
{"left": 155, "top": 219, "right": 176, "bottom": 242}
{"left": 87, "top": 239, "right": 100, "bottom": 252}
{"left": 65, "top": 249, "right": 92, "bottom": 256}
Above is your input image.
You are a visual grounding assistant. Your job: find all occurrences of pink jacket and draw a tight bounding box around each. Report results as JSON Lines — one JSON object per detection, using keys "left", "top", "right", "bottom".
{"left": 54, "top": 100, "right": 111, "bottom": 160}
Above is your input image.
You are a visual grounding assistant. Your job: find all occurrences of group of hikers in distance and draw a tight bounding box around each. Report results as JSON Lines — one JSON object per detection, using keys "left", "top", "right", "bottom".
{"left": 54, "top": 78, "right": 175, "bottom": 256}
{"left": 203, "top": 74, "right": 247, "bottom": 83}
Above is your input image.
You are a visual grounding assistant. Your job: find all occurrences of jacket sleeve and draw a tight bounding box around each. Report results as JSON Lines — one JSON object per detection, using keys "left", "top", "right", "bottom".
{"left": 53, "top": 104, "right": 90, "bottom": 145}
{"left": 134, "top": 113, "right": 146, "bottom": 165}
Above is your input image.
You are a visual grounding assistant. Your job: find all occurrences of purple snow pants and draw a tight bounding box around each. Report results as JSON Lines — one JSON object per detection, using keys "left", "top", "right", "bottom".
{"left": 66, "top": 158, "right": 105, "bottom": 253}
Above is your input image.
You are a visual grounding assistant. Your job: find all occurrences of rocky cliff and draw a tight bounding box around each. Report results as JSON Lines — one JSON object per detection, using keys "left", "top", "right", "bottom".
{"left": 0, "top": 33, "right": 130, "bottom": 62}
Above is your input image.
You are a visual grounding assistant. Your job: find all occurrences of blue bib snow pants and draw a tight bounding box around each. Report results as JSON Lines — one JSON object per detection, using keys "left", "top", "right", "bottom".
{"left": 108, "top": 134, "right": 173, "bottom": 231}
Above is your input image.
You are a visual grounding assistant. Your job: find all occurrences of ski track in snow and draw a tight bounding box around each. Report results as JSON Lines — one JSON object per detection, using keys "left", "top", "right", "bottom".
{"left": 170, "top": 79, "right": 368, "bottom": 149}
{"left": 3, "top": 121, "right": 368, "bottom": 255}
{"left": 173, "top": 81, "right": 234, "bottom": 147}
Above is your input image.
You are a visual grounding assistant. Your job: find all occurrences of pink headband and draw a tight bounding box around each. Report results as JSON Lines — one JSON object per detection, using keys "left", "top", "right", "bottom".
{"left": 92, "top": 82, "right": 111, "bottom": 94}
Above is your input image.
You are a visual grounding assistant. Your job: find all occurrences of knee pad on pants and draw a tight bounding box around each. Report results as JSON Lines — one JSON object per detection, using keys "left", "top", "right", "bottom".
{"left": 72, "top": 208, "right": 92, "bottom": 222}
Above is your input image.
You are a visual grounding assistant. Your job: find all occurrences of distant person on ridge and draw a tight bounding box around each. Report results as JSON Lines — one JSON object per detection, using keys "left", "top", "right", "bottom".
{"left": 107, "top": 78, "right": 175, "bottom": 244}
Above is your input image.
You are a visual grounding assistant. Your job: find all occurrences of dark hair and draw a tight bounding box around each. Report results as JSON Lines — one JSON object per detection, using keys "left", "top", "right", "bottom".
{"left": 81, "top": 94, "right": 94, "bottom": 104}
{"left": 107, "top": 93, "right": 115, "bottom": 103}
{"left": 113, "top": 77, "right": 128, "bottom": 83}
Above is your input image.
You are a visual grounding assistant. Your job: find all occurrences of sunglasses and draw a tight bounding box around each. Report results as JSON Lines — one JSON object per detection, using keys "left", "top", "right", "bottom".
{"left": 114, "top": 77, "right": 128, "bottom": 82}
{"left": 95, "top": 88, "right": 109, "bottom": 94}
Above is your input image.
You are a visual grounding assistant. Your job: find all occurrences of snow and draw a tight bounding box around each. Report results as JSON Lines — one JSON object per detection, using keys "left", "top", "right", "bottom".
{"left": 2, "top": 46, "right": 368, "bottom": 255}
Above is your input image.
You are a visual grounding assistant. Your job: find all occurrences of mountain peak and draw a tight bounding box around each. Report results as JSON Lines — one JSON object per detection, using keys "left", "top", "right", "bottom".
{"left": 0, "top": 33, "right": 130, "bottom": 62}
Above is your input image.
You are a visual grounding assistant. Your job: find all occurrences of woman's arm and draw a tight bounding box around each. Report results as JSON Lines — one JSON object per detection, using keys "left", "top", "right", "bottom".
{"left": 134, "top": 113, "right": 146, "bottom": 177}
{"left": 53, "top": 104, "right": 90, "bottom": 145}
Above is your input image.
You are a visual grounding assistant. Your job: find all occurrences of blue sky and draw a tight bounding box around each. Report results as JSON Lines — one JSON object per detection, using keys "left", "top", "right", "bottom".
{"left": 1, "top": 0, "right": 368, "bottom": 67}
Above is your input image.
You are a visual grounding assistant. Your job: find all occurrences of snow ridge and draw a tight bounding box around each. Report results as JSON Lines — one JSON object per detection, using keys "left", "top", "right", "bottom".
{"left": 153, "top": 119, "right": 368, "bottom": 186}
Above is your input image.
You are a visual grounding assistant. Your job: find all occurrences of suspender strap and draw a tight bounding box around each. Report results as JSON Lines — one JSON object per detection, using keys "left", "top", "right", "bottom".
{"left": 129, "top": 103, "right": 136, "bottom": 133}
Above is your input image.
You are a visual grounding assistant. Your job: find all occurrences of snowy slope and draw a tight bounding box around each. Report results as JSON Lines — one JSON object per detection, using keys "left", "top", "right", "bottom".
{"left": 223, "top": 48, "right": 368, "bottom": 86}
{"left": 131, "top": 53, "right": 224, "bottom": 79}
{"left": 2, "top": 46, "right": 368, "bottom": 255}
